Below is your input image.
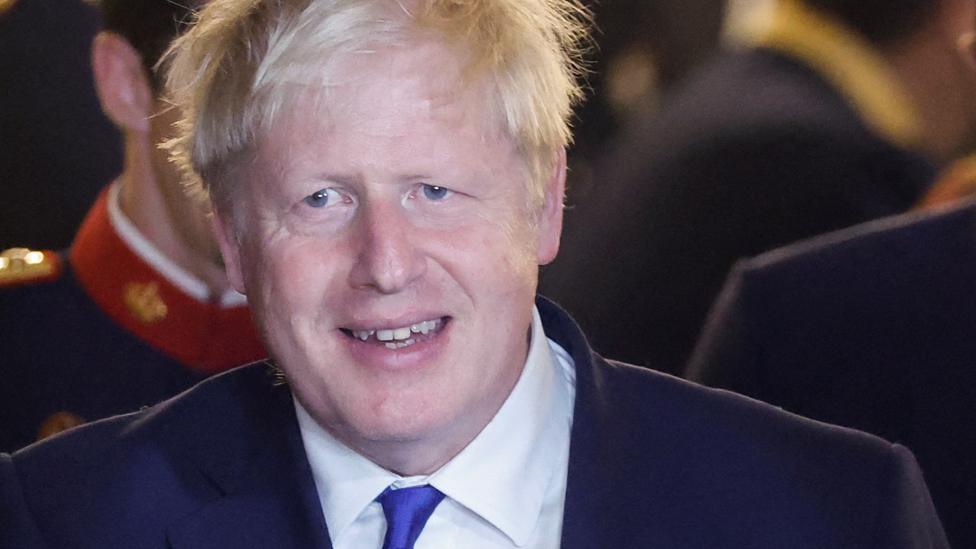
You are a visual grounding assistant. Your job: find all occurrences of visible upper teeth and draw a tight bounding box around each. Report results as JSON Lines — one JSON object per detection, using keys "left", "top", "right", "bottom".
{"left": 354, "top": 319, "right": 440, "bottom": 342}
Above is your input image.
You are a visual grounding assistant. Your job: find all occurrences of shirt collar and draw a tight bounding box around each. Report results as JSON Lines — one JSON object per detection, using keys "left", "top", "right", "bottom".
{"left": 733, "top": 0, "right": 922, "bottom": 149}
{"left": 296, "top": 306, "right": 576, "bottom": 546}
{"left": 294, "top": 402, "right": 397, "bottom": 541}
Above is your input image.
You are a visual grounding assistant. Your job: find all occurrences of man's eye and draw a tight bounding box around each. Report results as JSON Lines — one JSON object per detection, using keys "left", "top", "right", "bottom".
{"left": 303, "top": 188, "right": 341, "bottom": 208}
{"left": 421, "top": 184, "right": 451, "bottom": 201}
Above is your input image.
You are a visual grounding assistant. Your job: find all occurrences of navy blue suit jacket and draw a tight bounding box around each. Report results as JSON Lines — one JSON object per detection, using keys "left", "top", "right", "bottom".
{"left": 541, "top": 47, "right": 934, "bottom": 376}
{"left": 1, "top": 299, "right": 948, "bottom": 547}
{"left": 688, "top": 201, "right": 976, "bottom": 548}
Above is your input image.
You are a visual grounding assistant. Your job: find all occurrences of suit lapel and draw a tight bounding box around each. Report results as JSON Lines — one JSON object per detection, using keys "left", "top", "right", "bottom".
{"left": 164, "top": 365, "right": 332, "bottom": 549}
{"left": 559, "top": 358, "right": 609, "bottom": 549}
{"left": 537, "top": 298, "right": 612, "bottom": 548}
{"left": 538, "top": 297, "right": 687, "bottom": 548}
{"left": 165, "top": 473, "right": 330, "bottom": 549}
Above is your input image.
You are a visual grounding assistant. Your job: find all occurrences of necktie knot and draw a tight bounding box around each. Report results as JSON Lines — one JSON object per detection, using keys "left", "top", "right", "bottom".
{"left": 377, "top": 484, "right": 446, "bottom": 549}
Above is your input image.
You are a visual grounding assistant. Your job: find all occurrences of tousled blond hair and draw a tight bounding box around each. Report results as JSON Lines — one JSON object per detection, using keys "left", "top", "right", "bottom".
{"left": 161, "top": 0, "right": 591, "bottom": 212}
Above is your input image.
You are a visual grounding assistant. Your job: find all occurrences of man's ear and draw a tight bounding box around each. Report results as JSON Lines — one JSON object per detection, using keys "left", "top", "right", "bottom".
{"left": 943, "top": 0, "right": 976, "bottom": 64}
{"left": 91, "top": 31, "right": 153, "bottom": 133}
{"left": 959, "top": 30, "right": 976, "bottom": 71}
{"left": 536, "top": 148, "right": 567, "bottom": 265}
{"left": 211, "top": 211, "right": 248, "bottom": 295}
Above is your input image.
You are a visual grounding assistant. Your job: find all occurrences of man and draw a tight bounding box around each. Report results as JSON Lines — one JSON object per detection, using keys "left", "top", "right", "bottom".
{"left": 687, "top": 199, "right": 976, "bottom": 548}
{"left": 0, "top": 0, "right": 265, "bottom": 451}
{"left": 0, "top": 1, "right": 949, "bottom": 547}
{"left": 541, "top": 0, "right": 976, "bottom": 375}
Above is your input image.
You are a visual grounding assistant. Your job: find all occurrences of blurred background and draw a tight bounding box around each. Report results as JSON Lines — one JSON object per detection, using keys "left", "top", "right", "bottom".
{"left": 3, "top": 2, "right": 975, "bottom": 546}
{"left": 0, "top": 0, "right": 732, "bottom": 249}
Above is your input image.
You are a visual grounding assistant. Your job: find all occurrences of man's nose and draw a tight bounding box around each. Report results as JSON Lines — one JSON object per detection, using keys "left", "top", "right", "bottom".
{"left": 348, "top": 201, "right": 427, "bottom": 293}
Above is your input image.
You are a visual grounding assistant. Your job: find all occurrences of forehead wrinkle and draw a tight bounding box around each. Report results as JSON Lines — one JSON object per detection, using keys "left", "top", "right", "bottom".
{"left": 256, "top": 47, "right": 521, "bottom": 191}
{"left": 319, "top": 82, "right": 490, "bottom": 147}
{"left": 275, "top": 36, "right": 511, "bottom": 145}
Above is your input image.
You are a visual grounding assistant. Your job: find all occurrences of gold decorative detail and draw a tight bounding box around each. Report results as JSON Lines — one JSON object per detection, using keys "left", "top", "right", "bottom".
{"left": 0, "top": 0, "right": 17, "bottom": 16}
{"left": 123, "top": 281, "right": 168, "bottom": 323}
{"left": 0, "top": 247, "right": 56, "bottom": 283}
{"left": 36, "top": 411, "right": 86, "bottom": 441}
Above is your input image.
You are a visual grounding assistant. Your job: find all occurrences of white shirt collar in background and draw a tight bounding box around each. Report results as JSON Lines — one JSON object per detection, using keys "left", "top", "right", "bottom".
{"left": 106, "top": 182, "right": 246, "bottom": 307}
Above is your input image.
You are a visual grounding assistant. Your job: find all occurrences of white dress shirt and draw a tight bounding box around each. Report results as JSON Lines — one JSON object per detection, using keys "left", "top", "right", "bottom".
{"left": 295, "top": 306, "right": 577, "bottom": 548}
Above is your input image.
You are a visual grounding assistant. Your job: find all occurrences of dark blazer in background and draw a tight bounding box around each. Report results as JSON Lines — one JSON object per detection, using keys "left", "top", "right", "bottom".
{"left": 687, "top": 201, "right": 976, "bottom": 548}
{"left": 1, "top": 298, "right": 948, "bottom": 548}
{"left": 0, "top": 0, "right": 121, "bottom": 249}
{"left": 541, "top": 47, "right": 934, "bottom": 375}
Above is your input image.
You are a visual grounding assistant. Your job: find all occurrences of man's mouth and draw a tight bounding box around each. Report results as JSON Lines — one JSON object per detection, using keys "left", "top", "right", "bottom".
{"left": 341, "top": 317, "right": 448, "bottom": 349}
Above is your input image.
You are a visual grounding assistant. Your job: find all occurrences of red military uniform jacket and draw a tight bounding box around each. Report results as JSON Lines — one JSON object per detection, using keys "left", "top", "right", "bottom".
{"left": 0, "top": 185, "right": 266, "bottom": 451}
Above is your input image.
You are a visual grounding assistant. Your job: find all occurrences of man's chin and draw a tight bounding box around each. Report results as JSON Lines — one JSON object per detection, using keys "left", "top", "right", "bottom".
{"left": 337, "top": 422, "right": 459, "bottom": 473}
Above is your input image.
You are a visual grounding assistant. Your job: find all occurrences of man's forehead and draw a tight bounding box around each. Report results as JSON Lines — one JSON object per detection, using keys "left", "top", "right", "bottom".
{"left": 274, "top": 41, "right": 501, "bottom": 137}
{"left": 265, "top": 88, "right": 508, "bottom": 166}
{"left": 252, "top": 81, "right": 518, "bottom": 191}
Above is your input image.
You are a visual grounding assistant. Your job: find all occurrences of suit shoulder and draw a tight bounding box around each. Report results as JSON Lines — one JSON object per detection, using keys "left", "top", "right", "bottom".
{"left": 0, "top": 248, "right": 63, "bottom": 289}
{"left": 574, "top": 356, "right": 947, "bottom": 545}
{"left": 742, "top": 200, "right": 976, "bottom": 279}
{"left": 653, "top": 49, "right": 865, "bottom": 141}
{"left": 598, "top": 357, "right": 898, "bottom": 461}
{"left": 594, "top": 359, "right": 921, "bottom": 523}
{"left": 615, "top": 57, "right": 913, "bottom": 203}
{"left": 5, "top": 364, "right": 290, "bottom": 546}
{"left": 12, "top": 364, "right": 276, "bottom": 467}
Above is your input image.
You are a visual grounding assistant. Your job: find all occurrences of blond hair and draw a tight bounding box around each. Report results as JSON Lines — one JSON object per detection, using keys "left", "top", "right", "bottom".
{"left": 162, "top": 0, "right": 591, "bottom": 211}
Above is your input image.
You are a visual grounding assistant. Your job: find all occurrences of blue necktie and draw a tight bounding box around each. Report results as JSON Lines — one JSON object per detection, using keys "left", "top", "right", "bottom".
{"left": 376, "top": 484, "right": 446, "bottom": 549}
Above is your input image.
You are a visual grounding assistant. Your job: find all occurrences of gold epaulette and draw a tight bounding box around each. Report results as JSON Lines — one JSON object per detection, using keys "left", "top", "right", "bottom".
{"left": 0, "top": 247, "right": 62, "bottom": 287}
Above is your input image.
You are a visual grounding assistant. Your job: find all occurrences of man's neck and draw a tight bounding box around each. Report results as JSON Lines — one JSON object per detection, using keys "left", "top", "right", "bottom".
{"left": 116, "top": 136, "right": 230, "bottom": 294}
{"left": 336, "top": 388, "right": 516, "bottom": 477}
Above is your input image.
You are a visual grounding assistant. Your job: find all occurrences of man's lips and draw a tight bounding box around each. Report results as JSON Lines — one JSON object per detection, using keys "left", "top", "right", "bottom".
{"left": 340, "top": 316, "right": 449, "bottom": 349}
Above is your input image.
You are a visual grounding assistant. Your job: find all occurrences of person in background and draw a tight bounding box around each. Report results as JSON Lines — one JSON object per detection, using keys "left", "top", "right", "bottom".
{"left": 542, "top": 0, "right": 976, "bottom": 376}
{"left": 687, "top": 198, "right": 976, "bottom": 548}
{"left": 0, "top": 0, "right": 121, "bottom": 248}
{"left": 0, "top": 1, "right": 948, "bottom": 547}
{"left": 687, "top": 24, "right": 976, "bottom": 546}
{"left": 0, "top": 0, "right": 265, "bottom": 452}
